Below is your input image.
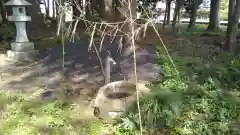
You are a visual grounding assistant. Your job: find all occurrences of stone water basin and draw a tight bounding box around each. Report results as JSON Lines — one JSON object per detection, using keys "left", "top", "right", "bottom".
{"left": 92, "top": 80, "right": 150, "bottom": 119}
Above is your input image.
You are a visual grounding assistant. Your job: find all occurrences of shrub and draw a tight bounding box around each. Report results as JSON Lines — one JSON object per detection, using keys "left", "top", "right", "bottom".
{"left": 115, "top": 52, "right": 240, "bottom": 135}
{"left": 0, "top": 24, "right": 15, "bottom": 42}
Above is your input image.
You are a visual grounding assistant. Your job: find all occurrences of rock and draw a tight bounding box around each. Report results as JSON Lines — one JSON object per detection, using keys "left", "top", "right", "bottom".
{"left": 108, "top": 111, "right": 125, "bottom": 119}
{"left": 71, "top": 74, "right": 89, "bottom": 83}
{"left": 71, "top": 81, "right": 100, "bottom": 97}
{"left": 92, "top": 80, "right": 150, "bottom": 119}
{"left": 41, "top": 89, "right": 58, "bottom": 102}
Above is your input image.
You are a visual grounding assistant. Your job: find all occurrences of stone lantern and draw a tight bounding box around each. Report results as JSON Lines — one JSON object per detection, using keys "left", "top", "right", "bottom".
{"left": 4, "top": 0, "right": 38, "bottom": 62}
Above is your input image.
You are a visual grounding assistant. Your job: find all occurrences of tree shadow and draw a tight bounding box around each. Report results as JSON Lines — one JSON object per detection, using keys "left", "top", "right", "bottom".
{"left": 2, "top": 39, "right": 120, "bottom": 91}
{"left": 2, "top": 36, "right": 162, "bottom": 95}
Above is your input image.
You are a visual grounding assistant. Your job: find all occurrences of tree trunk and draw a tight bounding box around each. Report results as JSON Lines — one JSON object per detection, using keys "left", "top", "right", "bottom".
{"left": 71, "top": 0, "right": 83, "bottom": 39}
{"left": 187, "top": 1, "right": 197, "bottom": 31}
{"left": 73, "top": 0, "right": 82, "bottom": 18}
{"left": 207, "top": 0, "right": 221, "bottom": 31}
{"left": 27, "top": 0, "right": 52, "bottom": 38}
{"left": 99, "top": 0, "right": 105, "bottom": 19}
{"left": 163, "top": 2, "right": 169, "bottom": 28}
{"left": 225, "top": 0, "right": 240, "bottom": 52}
{"left": 52, "top": 0, "right": 56, "bottom": 19}
{"left": 172, "top": 5, "right": 180, "bottom": 30}
{"left": 0, "top": 0, "right": 7, "bottom": 24}
{"left": 130, "top": 0, "right": 137, "bottom": 19}
{"left": 47, "top": 0, "right": 51, "bottom": 17}
{"left": 166, "top": 2, "right": 171, "bottom": 24}
{"left": 118, "top": 0, "right": 137, "bottom": 44}
{"left": 177, "top": 8, "right": 181, "bottom": 33}
{"left": 228, "top": 0, "right": 236, "bottom": 18}
{"left": 99, "top": 0, "right": 115, "bottom": 21}
{"left": 114, "top": 0, "right": 122, "bottom": 21}
{"left": 226, "top": 0, "right": 236, "bottom": 36}
{"left": 172, "top": 0, "right": 184, "bottom": 31}
{"left": 177, "top": 10, "right": 181, "bottom": 24}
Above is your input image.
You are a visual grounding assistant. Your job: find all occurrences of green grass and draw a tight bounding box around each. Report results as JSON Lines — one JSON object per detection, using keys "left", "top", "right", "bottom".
{"left": 178, "top": 24, "right": 225, "bottom": 37}
{"left": 0, "top": 91, "right": 106, "bottom": 135}
{"left": 114, "top": 50, "right": 240, "bottom": 134}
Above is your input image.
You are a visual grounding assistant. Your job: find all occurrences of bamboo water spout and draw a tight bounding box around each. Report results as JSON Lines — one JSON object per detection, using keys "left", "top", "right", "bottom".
{"left": 105, "top": 51, "right": 116, "bottom": 84}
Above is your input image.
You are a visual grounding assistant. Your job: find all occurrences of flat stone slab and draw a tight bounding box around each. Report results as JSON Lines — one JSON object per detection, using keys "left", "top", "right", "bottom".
{"left": 7, "top": 49, "right": 39, "bottom": 62}
{"left": 11, "top": 42, "right": 35, "bottom": 52}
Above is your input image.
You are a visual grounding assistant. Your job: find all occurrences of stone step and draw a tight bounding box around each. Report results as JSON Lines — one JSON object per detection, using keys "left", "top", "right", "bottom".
{"left": 7, "top": 49, "right": 39, "bottom": 62}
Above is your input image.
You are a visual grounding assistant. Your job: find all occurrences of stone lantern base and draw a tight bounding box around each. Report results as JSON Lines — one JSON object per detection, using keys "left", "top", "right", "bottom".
{"left": 7, "top": 42, "right": 39, "bottom": 62}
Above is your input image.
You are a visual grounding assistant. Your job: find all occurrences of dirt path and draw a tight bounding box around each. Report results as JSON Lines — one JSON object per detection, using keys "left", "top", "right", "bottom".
{"left": 0, "top": 40, "right": 108, "bottom": 93}
{"left": 0, "top": 38, "right": 162, "bottom": 121}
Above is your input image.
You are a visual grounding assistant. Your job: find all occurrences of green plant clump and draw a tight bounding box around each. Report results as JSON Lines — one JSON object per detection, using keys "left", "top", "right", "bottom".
{"left": 179, "top": 24, "right": 225, "bottom": 37}
{"left": 0, "top": 91, "right": 105, "bottom": 135}
{"left": 115, "top": 51, "right": 240, "bottom": 135}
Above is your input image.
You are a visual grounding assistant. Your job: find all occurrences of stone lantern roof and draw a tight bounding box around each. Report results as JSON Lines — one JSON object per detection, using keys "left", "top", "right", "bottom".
{"left": 4, "top": 0, "right": 32, "bottom": 6}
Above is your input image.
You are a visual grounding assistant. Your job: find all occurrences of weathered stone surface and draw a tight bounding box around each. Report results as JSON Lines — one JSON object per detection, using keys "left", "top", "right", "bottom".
{"left": 5, "top": 0, "right": 38, "bottom": 62}
{"left": 11, "top": 42, "right": 34, "bottom": 52}
{"left": 8, "top": 16, "right": 31, "bottom": 22}
{"left": 7, "top": 49, "right": 39, "bottom": 61}
{"left": 41, "top": 89, "right": 58, "bottom": 102}
{"left": 93, "top": 80, "right": 150, "bottom": 119}
{"left": 71, "top": 74, "right": 89, "bottom": 83}
{"left": 4, "top": 0, "right": 32, "bottom": 6}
